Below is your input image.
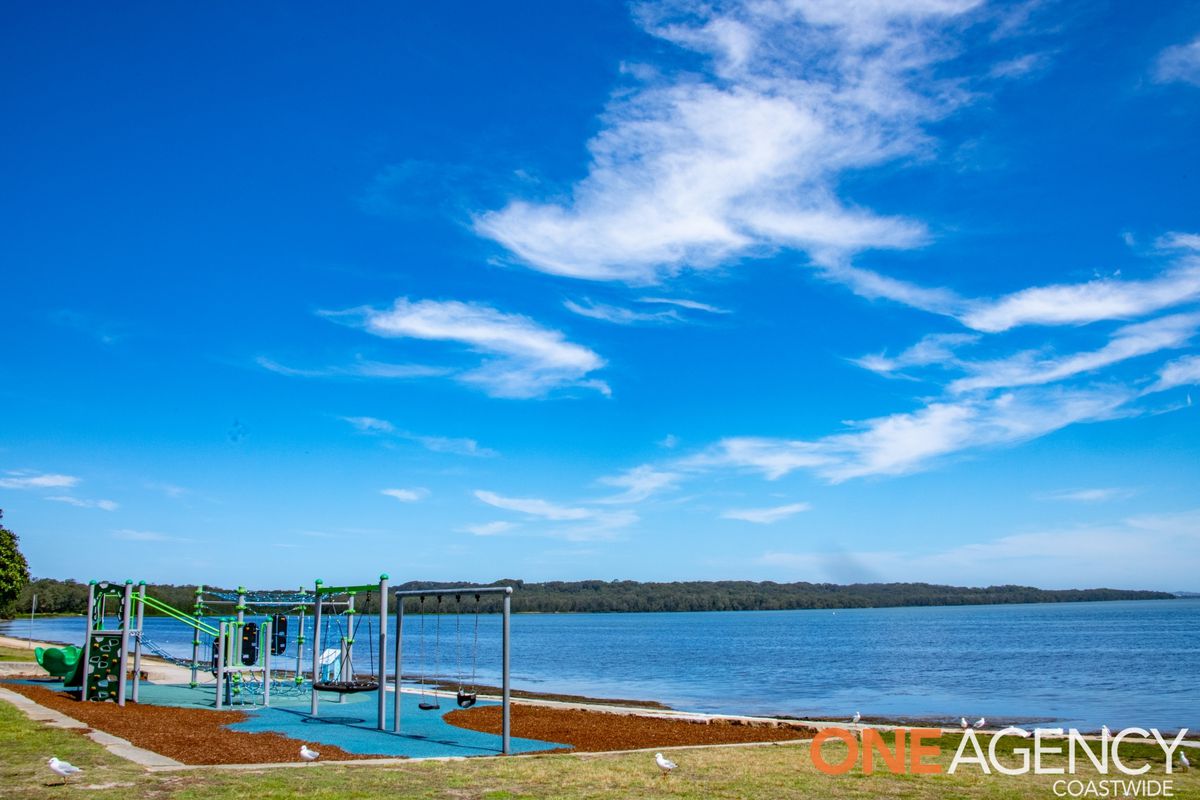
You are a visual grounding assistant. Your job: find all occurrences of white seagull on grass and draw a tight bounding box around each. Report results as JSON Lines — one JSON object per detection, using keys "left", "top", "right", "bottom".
{"left": 1180, "top": 751, "right": 1190, "bottom": 771}
{"left": 852, "top": 711, "right": 861, "bottom": 724}
{"left": 300, "top": 745, "right": 320, "bottom": 762}
{"left": 48, "top": 757, "right": 82, "bottom": 784}
{"left": 655, "top": 752, "right": 677, "bottom": 777}
{"left": 974, "top": 717, "right": 986, "bottom": 729}
{"left": 960, "top": 717, "right": 969, "bottom": 729}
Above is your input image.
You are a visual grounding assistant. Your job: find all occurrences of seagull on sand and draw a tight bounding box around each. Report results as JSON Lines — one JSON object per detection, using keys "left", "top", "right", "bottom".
{"left": 1180, "top": 751, "right": 1190, "bottom": 771}
{"left": 655, "top": 752, "right": 677, "bottom": 777}
{"left": 48, "top": 757, "right": 82, "bottom": 784}
{"left": 852, "top": 711, "right": 861, "bottom": 724}
{"left": 300, "top": 745, "right": 320, "bottom": 762}
{"left": 973, "top": 717, "right": 986, "bottom": 729}
{"left": 960, "top": 717, "right": 969, "bottom": 729}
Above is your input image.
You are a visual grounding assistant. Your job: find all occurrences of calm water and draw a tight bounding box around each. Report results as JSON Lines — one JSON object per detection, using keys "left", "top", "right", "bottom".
{"left": 5, "top": 599, "right": 1197, "bottom": 730}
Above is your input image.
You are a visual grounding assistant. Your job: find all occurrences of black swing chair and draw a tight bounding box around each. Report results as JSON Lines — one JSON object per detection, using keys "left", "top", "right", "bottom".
{"left": 417, "top": 595, "right": 442, "bottom": 710}
{"left": 312, "top": 594, "right": 379, "bottom": 695}
{"left": 454, "top": 594, "right": 480, "bottom": 708}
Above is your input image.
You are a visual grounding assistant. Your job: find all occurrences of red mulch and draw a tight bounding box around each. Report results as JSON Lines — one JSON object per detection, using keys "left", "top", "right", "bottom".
{"left": 2, "top": 682, "right": 385, "bottom": 764}
{"left": 445, "top": 703, "right": 815, "bottom": 752}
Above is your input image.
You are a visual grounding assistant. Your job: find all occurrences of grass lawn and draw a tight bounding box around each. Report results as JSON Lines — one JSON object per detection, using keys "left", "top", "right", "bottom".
{"left": 1, "top": 698, "right": 1195, "bottom": 800}
{"left": 0, "top": 644, "right": 40, "bottom": 662}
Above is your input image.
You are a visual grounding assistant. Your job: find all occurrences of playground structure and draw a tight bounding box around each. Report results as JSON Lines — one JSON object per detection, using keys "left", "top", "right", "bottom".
{"left": 41, "top": 576, "right": 518, "bottom": 755}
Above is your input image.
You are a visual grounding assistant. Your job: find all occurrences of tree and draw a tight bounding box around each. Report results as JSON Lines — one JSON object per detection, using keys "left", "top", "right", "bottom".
{"left": 0, "top": 510, "right": 31, "bottom": 619}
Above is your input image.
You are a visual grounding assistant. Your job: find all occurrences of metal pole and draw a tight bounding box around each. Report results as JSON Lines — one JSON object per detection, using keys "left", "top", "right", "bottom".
{"left": 81, "top": 582, "right": 96, "bottom": 702}
{"left": 190, "top": 586, "right": 203, "bottom": 689}
{"left": 502, "top": 588, "right": 511, "bottom": 755}
{"left": 393, "top": 592, "right": 403, "bottom": 733}
{"left": 216, "top": 621, "right": 226, "bottom": 710}
{"left": 377, "top": 574, "right": 388, "bottom": 731}
{"left": 117, "top": 581, "right": 133, "bottom": 707}
{"left": 131, "top": 582, "right": 145, "bottom": 703}
{"left": 28, "top": 593, "right": 36, "bottom": 649}
{"left": 262, "top": 620, "right": 271, "bottom": 707}
{"left": 310, "top": 580, "right": 322, "bottom": 716}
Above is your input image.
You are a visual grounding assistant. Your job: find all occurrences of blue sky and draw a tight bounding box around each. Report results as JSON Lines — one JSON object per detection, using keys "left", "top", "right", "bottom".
{"left": 2, "top": 0, "right": 1198, "bottom": 591}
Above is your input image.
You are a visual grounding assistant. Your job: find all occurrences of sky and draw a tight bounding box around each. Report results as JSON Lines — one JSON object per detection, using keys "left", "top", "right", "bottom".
{"left": 2, "top": 0, "right": 1198, "bottom": 591}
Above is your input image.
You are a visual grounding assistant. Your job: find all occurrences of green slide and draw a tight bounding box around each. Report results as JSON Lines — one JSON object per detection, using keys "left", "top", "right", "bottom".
{"left": 34, "top": 645, "right": 82, "bottom": 679}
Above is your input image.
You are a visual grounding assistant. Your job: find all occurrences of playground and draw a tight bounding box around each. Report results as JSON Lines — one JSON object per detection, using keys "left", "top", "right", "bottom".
{"left": 3, "top": 576, "right": 812, "bottom": 767}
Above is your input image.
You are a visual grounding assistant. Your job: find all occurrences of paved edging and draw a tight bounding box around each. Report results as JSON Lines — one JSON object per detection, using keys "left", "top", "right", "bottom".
{"left": 0, "top": 686, "right": 184, "bottom": 768}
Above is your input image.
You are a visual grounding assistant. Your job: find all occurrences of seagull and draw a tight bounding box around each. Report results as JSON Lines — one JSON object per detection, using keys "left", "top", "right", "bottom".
{"left": 852, "top": 711, "right": 861, "bottom": 724}
{"left": 1101, "top": 725, "right": 1111, "bottom": 738}
{"left": 960, "top": 717, "right": 969, "bottom": 729}
{"left": 300, "top": 745, "right": 320, "bottom": 762}
{"left": 47, "top": 757, "right": 82, "bottom": 784}
{"left": 1180, "top": 751, "right": 1190, "bottom": 771}
{"left": 974, "top": 717, "right": 986, "bottom": 729}
{"left": 655, "top": 752, "right": 677, "bottom": 777}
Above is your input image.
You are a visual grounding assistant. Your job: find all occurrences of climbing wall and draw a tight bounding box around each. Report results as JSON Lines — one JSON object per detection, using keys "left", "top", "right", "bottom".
{"left": 85, "top": 633, "right": 123, "bottom": 702}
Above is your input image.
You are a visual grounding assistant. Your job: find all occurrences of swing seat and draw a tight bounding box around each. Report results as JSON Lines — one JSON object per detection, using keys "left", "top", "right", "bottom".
{"left": 313, "top": 680, "right": 379, "bottom": 694}
{"left": 456, "top": 691, "right": 477, "bottom": 708}
{"left": 418, "top": 700, "right": 441, "bottom": 710}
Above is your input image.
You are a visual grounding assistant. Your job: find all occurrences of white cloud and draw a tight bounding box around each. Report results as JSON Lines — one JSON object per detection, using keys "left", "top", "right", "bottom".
{"left": 722, "top": 502, "right": 812, "bottom": 524}
{"left": 959, "top": 262, "right": 1200, "bottom": 332}
{"left": 333, "top": 298, "right": 608, "bottom": 399}
{"left": 460, "top": 521, "right": 517, "bottom": 536}
{"left": 637, "top": 297, "right": 729, "bottom": 314}
{"left": 564, "top": 299, "right": 680, "bottom": 325}
{"left": 755, "top": 509, "right": 1200, "bottom": 589}
{"left": 381, "top": 488, "right": 429, "bottom": 502}
{"left": 46, "top": 496, "right": 119, "bottom": 511}
{"left": 339, "top": 416, "right": 497, "bottom": 457}
{"left": 258, "top": 357, "right": 449, "bottom": 380}
{"left": 0, "top": 471, "right": 79, "bottom": 490}
{"left": 341, "top": 416, "right": 396, "bottom": 433}
{"left": 596, "top": 465, "right": 683, "bottom": 503}
{"left": 1154, "top": 35, "right": 1200, "bottom": 86}
{"left": 112, "top": 529, "right": 176, "bottom": 542}
{"left": 693, "top": 384, "right": 1135, "bottom": 482}
{"left": 854, "top": 332, "right": 979, "bottom": 375}
{"left": 473, "top": 490, "right": 591, "bottom": 520}
{"left": 473, "top": 489, "right": 638, "bottom": 540}
{"left": 475, "top": 0, "right": 980, "bottom": 283}
{"left": 1149, "top": 353, "right": 1200, "bottom": 393}
{"left": 950, "top": 313, "right": 1200, "bottom": 393}
{"left": 1040, "top": 488, "right": 1134, "bottom": 503}
{"left": 410, "top": 434, "right": 497, "bottom": 458}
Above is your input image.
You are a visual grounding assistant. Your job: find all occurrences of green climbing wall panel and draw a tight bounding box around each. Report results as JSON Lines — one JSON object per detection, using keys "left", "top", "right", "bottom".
{"left": 85, "top": 633, "right": 123, "bottom": 702}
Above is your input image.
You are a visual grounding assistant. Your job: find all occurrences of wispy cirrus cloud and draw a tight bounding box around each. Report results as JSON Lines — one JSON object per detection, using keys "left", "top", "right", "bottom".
{"left": 1154, "top": 35, "right": 1200, "bottom": 86}
{"left": 339, "top": 415, "right": 498, "bottom": 457}
{"left": 1039, "top": 487, "right": 1134, "bottom": 503}
{"left": 475, "top": 0, "right": 982, "bottom": 283}
{"left": 949, "top": 313, "right": 1200, "bottom": 393}
{"left": 722, "top": 502, "right": 811, "bottom": 524}
{"left": 327, "top": 298, "right": 608, "bottom": 399}
{"left": 595, "top": 465, "right": 683, "bottom": 504}
{"left": 460, "top": 520, "right": 518, "bottom": 536}
{"left": 565, "top": 295, "right": 731, "bottom": 326}
{"left": 46, "top": 496, "right": 119, "bottom": 511}
{"left": 381, "top": 488, "right": 429, "bottom": 502}
{"left": 0, "top": 471, "right": 79, "bottom": 490}
{"left": 854, "top": 332, "right": 980, "bottom": 376}
{"left": 473, "top": 489, "right": 637, "bottom": 541}
{"left": 257, "top": 356, "right": 449, "bottom": 380}
{"left": 687, "top": 383, "right": 1138, "bottom": 483}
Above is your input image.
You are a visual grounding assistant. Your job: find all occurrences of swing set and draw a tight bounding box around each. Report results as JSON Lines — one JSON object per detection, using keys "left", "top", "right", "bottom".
{"left": 394, "top": 585, "right": 513, "bottom": 752}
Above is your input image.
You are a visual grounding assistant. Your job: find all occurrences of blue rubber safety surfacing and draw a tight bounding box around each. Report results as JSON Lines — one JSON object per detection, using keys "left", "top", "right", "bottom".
{"left": 126, "top": 682, "right": 563, "bottom": 758}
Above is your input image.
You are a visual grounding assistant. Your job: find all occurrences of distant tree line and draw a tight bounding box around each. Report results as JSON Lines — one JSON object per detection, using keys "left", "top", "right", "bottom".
{"left": 11, "top": 577, "right": 1175, "bottom": 617}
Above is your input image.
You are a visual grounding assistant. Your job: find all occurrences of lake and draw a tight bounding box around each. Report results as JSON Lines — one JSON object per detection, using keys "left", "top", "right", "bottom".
{"left": 5, "top": 598, "right": 1197, "bottom": 730}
